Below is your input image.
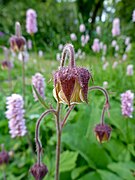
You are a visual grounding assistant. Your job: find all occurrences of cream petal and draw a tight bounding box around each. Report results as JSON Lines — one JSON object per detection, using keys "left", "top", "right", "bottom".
{"left": 58, "top": 90, "right": 69, "bottom": 104}
{"left": 79, "top": 89, "right": 85, "bottom": 102}
{"left": 53, "top": 88, "right": 58, "bottom": 102}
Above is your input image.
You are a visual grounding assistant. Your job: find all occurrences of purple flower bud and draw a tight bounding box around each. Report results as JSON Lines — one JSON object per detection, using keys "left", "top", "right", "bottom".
{"left": 32, "top": 73, "right": 45, "bottom": 101}
{"left": 121, "top": 90, "right": 134, "bottom": 118}
{"left": 26, "top": 9, "right": 38, "bottom": 35}
{"left": 30, "top": 163, "right": 48, "bottom": 180}
{"left": 1, "top": 60, "right": 13, "bottom": 70}
{"left": 94, "top": 124, "right": 112, "bottom": 143}
{"left": 0, "top": 151, "right": 9, "bottom": 166}
{"left": 5, "top": 94, "right": 27, "bottom": 138}
{"left": 9, "top": 22, "right": 26, "bottom": 52}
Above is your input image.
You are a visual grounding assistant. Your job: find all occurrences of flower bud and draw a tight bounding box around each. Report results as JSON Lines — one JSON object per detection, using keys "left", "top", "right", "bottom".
{"left": 0, "top": 151, "right": 9, "bottom": 165}
{"left": 30, "top": 163, "right": 48, "bottom": 180}
{"left": 1, "top": 60, "right": 13, "bottom": 70}
{"left": 94, "top": 124, "right": 112, "bottom": 143}
{"left": 53, "top": 67, "right": 91, "bottom": 105}
{"left": 9, "top": 22, "right": 26, "bottom": 52}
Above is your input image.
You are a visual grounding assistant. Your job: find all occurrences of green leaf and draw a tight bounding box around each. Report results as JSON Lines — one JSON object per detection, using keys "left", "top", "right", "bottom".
{"left": 62, "top": 104, "right": 112, "bottom": 169}
{"left": 32, "top": 85, "right": 49, "bottom": 109}
{"left": 71, "top": 166, "right": 88, "bottom": 179}
{"left": 60, "top": 150, "right": 78, "bottom": 172}
{"left": 108, "top": 162, "right": 135, "bottom": 180}
{"left": 78, "top": 171, "right": 102, "bottom": 180}
{"left": 97, "top": 170, "right": 122, "bottom": 180}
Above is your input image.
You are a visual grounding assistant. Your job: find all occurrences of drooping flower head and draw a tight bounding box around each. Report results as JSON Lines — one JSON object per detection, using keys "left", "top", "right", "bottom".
{"left": 5, "top": 94, "right": 27, "bottom": 138}
{"left": 81, "top": 34, "right": 90, "bottom": 47}
{"left": 53, "top": 44, "right": 92, "bottom": 106}
{"left": 121, "top": 90, "right": 134, "bottom": 118}
{"left": 9, "top": 22, "right": 26, "bottom": 52}
{"left": 26, "top": 9, "right": 38, "bottom": 35}
{"left": 112, "top": 18, "right": 120, "bottom": 36}
{"left": 30, "top": 163, "right": 48, "bottom": 180}
{"left": 0, "top": 150, "right": 9, "bottom": 166}
{"left": 94, "top": 123, "right": 112, "bottom": 143}
{"left": 1, "top": 47, "right": 13, "bottom": 70}
{"left": 91, "top": 38, "right": 100, "bottom": 52}
{"left": 32, "top": 73, "right": 45, "bottom": 101}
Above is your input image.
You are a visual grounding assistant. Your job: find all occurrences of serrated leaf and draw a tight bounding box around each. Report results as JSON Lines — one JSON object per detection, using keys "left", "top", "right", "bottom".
{"left": 60, "top": 150, "right": 78, "bottom": 172}
{"left": 78, "top": 171, "right": 102, "bottom": 180}
{"left": 97, "top": 170, "right": 122, "bottom": 180}
{"left": 108, "top": 162, "right": 135, "bottom": 180}
{"left": 71, "top": 166, "right": 88, "bottom": 179}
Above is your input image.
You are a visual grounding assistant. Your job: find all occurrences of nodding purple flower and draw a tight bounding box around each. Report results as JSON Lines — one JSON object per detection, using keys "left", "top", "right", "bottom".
{"left": 121, "top": 90, "right": 134, "bottom": 118}
{"left": 125, "top": 37, "right": 130, "bottom": 46}
{"left": 30, "top": 163, "right": 48, "bottom": 180}
{"left": 5, "top": 94, "right": 27, "bottom": 138}
{"left": 53, "top": 44, "right": 91, "bottom": 106}
{"left": 94, "top": 123, "right": 112, "bottom": 143}
{"left": 26, "top": 9, "right": 38, "bottom": 35}
{"left": 1, "top": 47, "right": 13, "bottom": 70}
{"left": 9, "top": 22, "right": 26, "bottom": 52}
{"left": 111, "top": 40, "right": 117, "bottom": 47}
{"left": 79, "top": 24, "right": 86, "bottom": 33}
{"left": 32, "top": 73, "right": 45, "bottom": 101}
{"left": 0, "top": 150, "right": 9, "bottom": 166}
{"left": 112, "top": 18, "right": 120, "bottom": 36}
{"left": 91, "top": 38, "right": 100, "bottom": 52}
{"left": 132, "top": 10, "right": 135, "bottom": 22}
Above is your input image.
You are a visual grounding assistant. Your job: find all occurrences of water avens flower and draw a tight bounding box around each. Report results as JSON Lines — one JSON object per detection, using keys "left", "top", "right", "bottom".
{"left": 53, "top": 44, "right": 91, "bottom": 106}
{"left": 94, "top": 123, "right": 112, "bottom": 143}
{"left": 92, "top": 38, "right": 100, "bottom": 52}
{"left": 5, "top": 94, "right": 27, "bottom": 138}
{"left": 0, "top": 151, "right": 9, "bottom": 166}
{"left": 126, "top": 64, "right": 134, "bottom": 76}
{"left": 9, "top": 22, "right": 26, "bottom": 52}
{"left": 112, "top": 18, "right": 120, "bottom": 36}
{"left": 121, "top": 90, "right": 134, "bottom": 118}
{"left": 30, "top": 163, "right": 48, "bottom": 180}
{"left": 79, "top": 24, "right": 86, "bottom": 33}
{"left": 32, "top": 73, "right": 45, "bottom": 101}
{"left": 26, "top": 9, "right": 38, "bottom": 35}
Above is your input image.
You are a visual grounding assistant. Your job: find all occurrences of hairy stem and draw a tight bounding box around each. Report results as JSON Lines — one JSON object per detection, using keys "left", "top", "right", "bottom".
{"left": 55, "top": 103, "right": 61, "bottom": 180}
{"left": 35, "top": 109, "right": 56, "bottom": 164}
{"left": 60, "top": 44, "right": 75, "bottom": 68}
{"left": 22, "top": 54, "right": 25, "bottom": 102}
{"left": 88, "top": 86, "right": 110, "bottom": 124}
{"left": 61, "top": 105, "right": 74, "bottom": 129}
